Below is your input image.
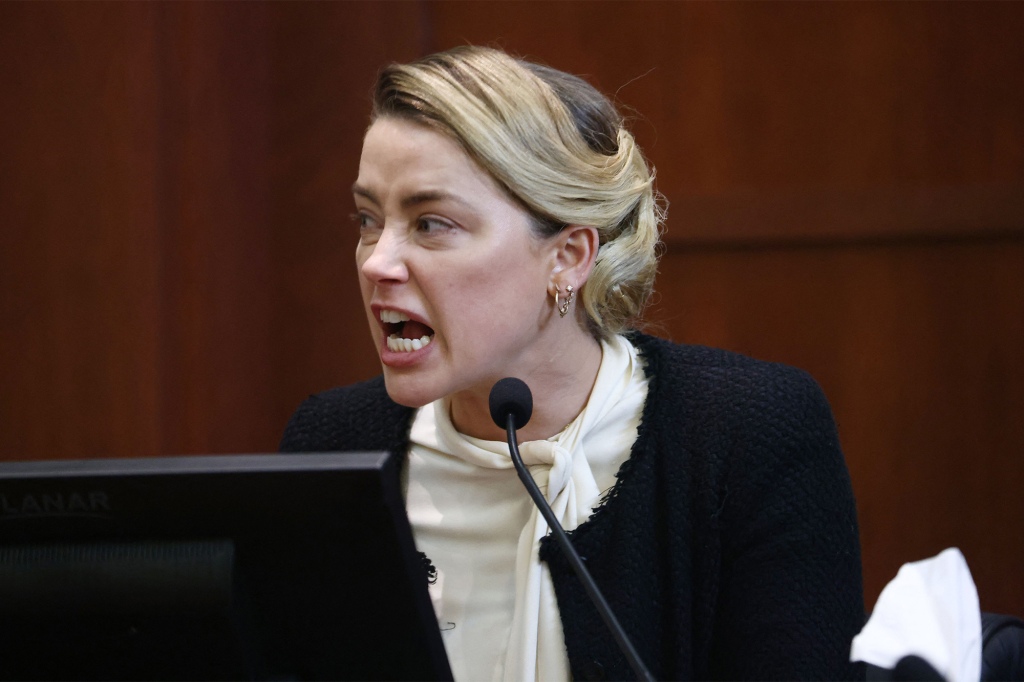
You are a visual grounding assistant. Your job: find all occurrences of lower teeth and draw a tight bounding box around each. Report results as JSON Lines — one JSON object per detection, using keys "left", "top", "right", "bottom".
{"left": 387, "top": 334, "right": 433, "bottom": 352}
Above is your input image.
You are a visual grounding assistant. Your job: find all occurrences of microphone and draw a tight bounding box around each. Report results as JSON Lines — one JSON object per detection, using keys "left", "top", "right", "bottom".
{"left": 488, "top": 377, "right": 533, "bottom": 431}
{"left": 488, "top": 378, "right": 654, "bottom": 682}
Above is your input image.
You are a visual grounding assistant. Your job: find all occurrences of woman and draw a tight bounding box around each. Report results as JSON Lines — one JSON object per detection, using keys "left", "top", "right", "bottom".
{"left": 281, "top": 46, "right": 864, "bottom": 681}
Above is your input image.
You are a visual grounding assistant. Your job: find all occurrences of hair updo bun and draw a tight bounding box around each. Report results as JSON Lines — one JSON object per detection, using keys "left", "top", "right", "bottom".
{"left": 372, "top": 46, "right": 665, "bottom": 340}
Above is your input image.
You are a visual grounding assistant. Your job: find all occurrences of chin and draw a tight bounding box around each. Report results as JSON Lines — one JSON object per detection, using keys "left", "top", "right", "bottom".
{"left": 381, "top": 372, "right": 442, "bottom": 409}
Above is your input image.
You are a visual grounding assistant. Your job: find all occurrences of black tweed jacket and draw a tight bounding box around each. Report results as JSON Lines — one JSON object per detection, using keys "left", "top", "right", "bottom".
{"left": 280, "top": 333, "right": 864, "bottom": 681}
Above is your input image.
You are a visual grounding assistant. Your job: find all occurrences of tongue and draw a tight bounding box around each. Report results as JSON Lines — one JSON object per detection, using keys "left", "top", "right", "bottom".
{"left": 401, "top": 320, "right": 433, "bottom": 339}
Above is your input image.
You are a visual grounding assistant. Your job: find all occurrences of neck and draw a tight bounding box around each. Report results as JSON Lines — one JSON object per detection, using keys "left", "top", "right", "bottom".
{"left": 450, "top": 329, "right": 604, "bottom": 442}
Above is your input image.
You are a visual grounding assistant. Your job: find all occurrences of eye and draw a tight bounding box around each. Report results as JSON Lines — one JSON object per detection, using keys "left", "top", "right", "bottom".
{"left": 351, "top": 211, "right": 380, "bottom": 233}
{"left": 416, "top": 216, "right": 454, "bottom": 235}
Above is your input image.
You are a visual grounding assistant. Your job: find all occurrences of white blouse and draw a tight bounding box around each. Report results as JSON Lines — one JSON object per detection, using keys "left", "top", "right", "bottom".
{"left": 405, "top": 335, "right": 648, "bottom": 682}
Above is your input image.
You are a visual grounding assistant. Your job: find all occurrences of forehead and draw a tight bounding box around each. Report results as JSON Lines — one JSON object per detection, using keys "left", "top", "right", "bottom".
{"left": 356, "top": 117, "right": 501, "bottom": 199}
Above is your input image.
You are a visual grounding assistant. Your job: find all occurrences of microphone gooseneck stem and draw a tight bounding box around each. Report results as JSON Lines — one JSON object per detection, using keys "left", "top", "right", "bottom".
{"left": 505, "top": 416, "right": 655, "bottom": 682}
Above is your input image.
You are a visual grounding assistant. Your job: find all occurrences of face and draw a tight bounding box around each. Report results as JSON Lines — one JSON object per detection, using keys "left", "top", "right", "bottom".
{"left": 353, "top": 117, "right": 559, "bottom": 410}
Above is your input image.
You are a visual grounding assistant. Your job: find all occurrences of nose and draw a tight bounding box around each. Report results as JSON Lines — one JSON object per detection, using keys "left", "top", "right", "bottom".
{"left": 358, "top": 226, "right": 409, "bottom": 284}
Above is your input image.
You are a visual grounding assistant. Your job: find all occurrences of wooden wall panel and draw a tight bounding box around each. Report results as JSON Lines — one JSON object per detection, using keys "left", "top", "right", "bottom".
{"left": 427, "top": 1, "right": 1024, "bottom": 243}
{"left": 0, "top": 2, "right": 426, "bottom": 458}
{"left": 152, "top": 3, "right": 278, "bottom": 455}
{"left": 0, "top": 3, "right": 163, "bottom": 458}
{"left": 266, "top": 2, "right": 426, "bottom": 422}
{"left": 648, "top": 237, "right": 1024, "bottom": 615}
{"left": 427, "top": 0, "right": 1024, "bottom": 190}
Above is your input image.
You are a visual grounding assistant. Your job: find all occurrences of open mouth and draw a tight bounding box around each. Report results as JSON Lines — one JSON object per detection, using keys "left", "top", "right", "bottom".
{"left": 380, "top": 309, "right": 435, "bottom": 352}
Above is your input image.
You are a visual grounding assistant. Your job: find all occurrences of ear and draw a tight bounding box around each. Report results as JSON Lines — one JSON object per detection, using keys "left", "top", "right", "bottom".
{"left": 549, "top": 225, "right": 599, "bottom": 288}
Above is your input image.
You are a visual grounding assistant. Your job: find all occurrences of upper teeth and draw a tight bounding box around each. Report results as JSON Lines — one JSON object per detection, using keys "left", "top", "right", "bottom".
{"left": 381, "top": 310, "right": 411, "bottom": 324}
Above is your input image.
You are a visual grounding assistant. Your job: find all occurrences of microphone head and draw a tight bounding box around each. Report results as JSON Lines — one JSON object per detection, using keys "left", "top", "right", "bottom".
{"left": 489, "top": 378, "right": 533, "bottom": 431}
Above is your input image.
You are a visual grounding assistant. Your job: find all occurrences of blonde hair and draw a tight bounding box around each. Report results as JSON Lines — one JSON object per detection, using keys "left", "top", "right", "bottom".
{"left": 372, "top": 46, "right": 665, "bottom": 340}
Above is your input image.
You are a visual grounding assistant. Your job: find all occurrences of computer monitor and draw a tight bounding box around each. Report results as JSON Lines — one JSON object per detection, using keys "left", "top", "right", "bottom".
{"left": 0, "top": 451, "right": 452, "bottom": 681}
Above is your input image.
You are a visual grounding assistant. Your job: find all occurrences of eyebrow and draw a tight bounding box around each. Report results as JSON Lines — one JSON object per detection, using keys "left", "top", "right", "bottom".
{"left": 351, "top": 184, "right": 472, "bottom": 211}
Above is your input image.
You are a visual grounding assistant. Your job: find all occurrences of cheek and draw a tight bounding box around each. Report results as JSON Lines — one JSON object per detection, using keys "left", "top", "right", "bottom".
{"left": 448, "top": 260, "right": 510, "bottom": 311}
{"left": 427, "top": 273, "right": 494, "bottom": 347}
{"left": 439, "top": 269, "right": 541, "bottom": 342}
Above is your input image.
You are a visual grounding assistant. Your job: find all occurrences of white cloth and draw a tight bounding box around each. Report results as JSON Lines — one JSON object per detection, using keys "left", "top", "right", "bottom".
{"left": 405, "top": 335, "right": 648, "bottom": 682}
{"left": 850, "top": 547, "right": 982, "bottom": 682}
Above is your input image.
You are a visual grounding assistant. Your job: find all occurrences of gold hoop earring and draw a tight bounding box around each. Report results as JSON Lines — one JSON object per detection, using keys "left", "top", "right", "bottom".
{"left": 557, "top": 284, "right": 575, "bottom": 318}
